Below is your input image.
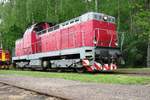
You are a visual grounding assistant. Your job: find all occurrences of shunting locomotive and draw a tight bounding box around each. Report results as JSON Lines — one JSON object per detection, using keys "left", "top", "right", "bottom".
{"left": 12, "top": 12, "right": 122, "bottom": 72}
{"left": 0, "top": 48, "right": 11, "bottom": 68}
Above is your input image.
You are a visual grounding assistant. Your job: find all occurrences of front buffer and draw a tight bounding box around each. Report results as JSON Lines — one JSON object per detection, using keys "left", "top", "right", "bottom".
{"left": 82, "top": 47, "right": 121, "bottom": 72}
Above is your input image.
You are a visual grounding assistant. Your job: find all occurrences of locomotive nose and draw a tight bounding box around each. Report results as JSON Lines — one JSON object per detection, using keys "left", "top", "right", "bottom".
{"left": 95, "top": 47, "right": 122, "bottom": 64}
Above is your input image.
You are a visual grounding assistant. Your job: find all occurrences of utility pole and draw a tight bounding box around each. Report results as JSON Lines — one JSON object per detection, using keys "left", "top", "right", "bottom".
{"left": 117, "top": 0, "right": 120, "bottom": 31}
{"left": 146, "top": 0, "right": 150, "bottom": 68}
{"left": 147, "top": 40, "right": 150, "bottom": 67}
{"left": 85, "top": 0, "right": 91, "bottom": 11}
{"left": 0, "top": 32, "right": 2, "bottom": 48}
{"left": 95, "top": 0, "right": 98, "bottom": 12}
{"left": 86, "top": 0, "right": 98, "bottom": 12}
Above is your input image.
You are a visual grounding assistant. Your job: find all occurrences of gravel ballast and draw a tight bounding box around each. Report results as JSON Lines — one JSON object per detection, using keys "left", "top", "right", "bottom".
{"left": 0, "top": 75, "right": 149, "bottom": 100}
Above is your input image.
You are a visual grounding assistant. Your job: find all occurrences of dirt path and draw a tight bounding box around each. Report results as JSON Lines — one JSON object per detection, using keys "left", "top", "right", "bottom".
{"left": 0, "top": 75, "right": 149, "bottom": 100}
{"left": 0, "top": 83, "right": 61, "bottom": 100}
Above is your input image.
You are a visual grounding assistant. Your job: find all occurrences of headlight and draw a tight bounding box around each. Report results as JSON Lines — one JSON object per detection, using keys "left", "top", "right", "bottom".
{"left": 115, "top": 42, "right": 118, "bottom": 46}
{"left": 103, "top": 16, "right": 108, "bottom": 21}
{"left": 93, "top": 40, "right": 97, "bottom": 44}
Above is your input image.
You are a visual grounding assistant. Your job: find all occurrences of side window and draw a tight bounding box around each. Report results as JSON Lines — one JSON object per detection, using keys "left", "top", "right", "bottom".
{"left": 94, "top": 14, "right": 103, "bottom": 21}
{"left": 70, "top": 20, "right": 74, "bottom": 24}
{"left": 62, "top": 23, "right": 65, "bottom": 26}
{"left": 108, "top": 17, "right": 111, "bottom": 22}
{"left": 112, "top": 18, "right": 115, "bottom": 23}
{"left": 99, "top": 15, "right": 102, "bottom": 20}
{"left": 75, "top": 18, "right": 79, "bottom": 22}
{"left": 94, "top": 14, "right": 98, "bottom": 19}
{"left": 54, "top": 25, "right": 59, "bottom": 30}
{"left": 48, "top": 27, "right": 53, "bottom": 32}
{"left": 66, "top": 22, "right": 69, "bottom": 25}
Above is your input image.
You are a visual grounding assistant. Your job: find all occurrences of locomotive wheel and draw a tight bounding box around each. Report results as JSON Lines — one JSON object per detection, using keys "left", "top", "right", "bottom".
{"left": 57, "top": 69, "right": 62, "bottom": 72}
{"left": 75, "top": 67, "right": 85, "bottom": 73}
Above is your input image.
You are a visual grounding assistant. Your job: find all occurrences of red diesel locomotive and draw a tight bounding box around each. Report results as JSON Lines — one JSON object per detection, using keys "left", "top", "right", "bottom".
{"left": 12, "top": 12, "right": 122, "bottom": 72}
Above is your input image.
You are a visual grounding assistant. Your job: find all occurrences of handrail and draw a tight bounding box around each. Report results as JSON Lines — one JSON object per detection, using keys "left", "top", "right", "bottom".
{"left": 18, "top": 28, "right": 117, "bottom": 56}
{"left": 36, "top": 25, "right": 60, "bottom": 35}
{"left": 109, "top": 30, "right": 113, "bottom": 47}
{"left": 94, "top": 28, "right": 116, "bottom": 47}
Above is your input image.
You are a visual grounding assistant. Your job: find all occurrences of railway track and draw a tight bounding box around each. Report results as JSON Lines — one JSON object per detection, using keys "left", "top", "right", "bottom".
{"left": 0, "top": 82, "right": 64, "bottom": 100}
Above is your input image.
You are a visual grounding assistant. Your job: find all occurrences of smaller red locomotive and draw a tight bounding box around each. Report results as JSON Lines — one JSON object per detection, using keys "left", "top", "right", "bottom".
{"left": 0, "top": 48, "right": 11, "bottom": 68}
{"left": 12, "top": 12, "right": 122, "bottom": 72}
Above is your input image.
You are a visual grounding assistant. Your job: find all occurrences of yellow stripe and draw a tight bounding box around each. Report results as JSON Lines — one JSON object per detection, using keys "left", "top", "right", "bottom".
{"left": 2, "top": 51, "right": 6, "bottom": 61}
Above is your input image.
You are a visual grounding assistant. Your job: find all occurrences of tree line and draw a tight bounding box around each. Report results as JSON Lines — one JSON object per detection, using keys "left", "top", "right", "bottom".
{"left": 0, "top": 0, "right": 149, "bottom": 67}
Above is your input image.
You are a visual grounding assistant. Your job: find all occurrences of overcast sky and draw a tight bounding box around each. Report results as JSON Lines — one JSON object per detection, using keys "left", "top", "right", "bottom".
{"left": 0, "top": 0, "right": 8, "bottom": 3}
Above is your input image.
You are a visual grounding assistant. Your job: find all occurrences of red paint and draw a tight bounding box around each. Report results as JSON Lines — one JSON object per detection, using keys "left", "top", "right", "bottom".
{"left": 15, "top": 19, "right": 117, "bottom": 57}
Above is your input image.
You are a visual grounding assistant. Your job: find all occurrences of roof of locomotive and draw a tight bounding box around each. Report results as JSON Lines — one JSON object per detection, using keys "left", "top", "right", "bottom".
{"left": 35, "top": 12, "right": 116, "bottom": 35}
{"left": 60, "top": 12, "right": 115, "bottom": 27}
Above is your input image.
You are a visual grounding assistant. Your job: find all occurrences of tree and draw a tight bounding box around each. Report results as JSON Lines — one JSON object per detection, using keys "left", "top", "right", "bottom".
{"left": 0, "top": 0, "right": 149, "bottom": 67}
{"left": 133, "top": 2, "right": 150, "bottom": 67}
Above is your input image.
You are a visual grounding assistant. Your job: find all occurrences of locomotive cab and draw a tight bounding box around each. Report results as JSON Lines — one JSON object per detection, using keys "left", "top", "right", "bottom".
{"left": 33, "top": 22, "right": 53, "bottom": 35}
{"left": 80, "top": 12, "right": 122, "bottom": 71}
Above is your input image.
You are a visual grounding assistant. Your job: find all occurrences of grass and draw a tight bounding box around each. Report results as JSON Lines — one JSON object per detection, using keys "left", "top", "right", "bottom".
{"left": 0, "top": 70, "right": 150, "bottom": 85}
{"left": 116, "top": 68, "right": 150, "bottom": 73}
